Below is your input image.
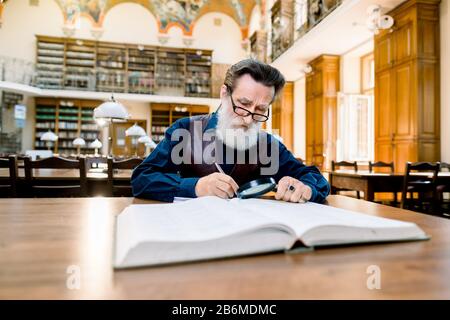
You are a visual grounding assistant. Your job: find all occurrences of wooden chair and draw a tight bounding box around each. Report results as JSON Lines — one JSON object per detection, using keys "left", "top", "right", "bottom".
{"left": 107, "top": 156, "right": 142, "bottom": 197}
{"left": 437, "top": 162, "right": 450, "bottom": 217}
{"left": 401, "top": 162, "right": 440, "bottom": 215}
{"left": 85, "top": 155, "right": 108, "bottom": 170}
{"left": 369, "top": 161, "right": 394, "bottom": 173}
{"left": 0, "top": 155, "right": 18, "bottom": 197}
{"left": 369, "top": 161, "right": 397, "bottom": 205}
{"left": 24, "top": 156, "right": 88, "bottom": 197}
{"left": 331, "top": 160, "right": 360, "bottom": 199}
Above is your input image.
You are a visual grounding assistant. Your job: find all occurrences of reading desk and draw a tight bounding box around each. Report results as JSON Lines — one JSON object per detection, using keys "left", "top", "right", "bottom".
{"left": 1, "top": 195, "right": 449, "bottom": 299}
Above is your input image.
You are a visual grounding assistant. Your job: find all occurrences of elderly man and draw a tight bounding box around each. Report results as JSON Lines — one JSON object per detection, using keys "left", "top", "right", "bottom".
{"left": 131, "top": 59, "right": 329, "bottom": 203}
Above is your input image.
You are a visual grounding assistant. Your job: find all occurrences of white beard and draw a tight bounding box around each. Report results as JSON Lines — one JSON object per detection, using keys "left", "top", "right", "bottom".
{"left": 215, "top": 105, "right": 261, "bottom": 151}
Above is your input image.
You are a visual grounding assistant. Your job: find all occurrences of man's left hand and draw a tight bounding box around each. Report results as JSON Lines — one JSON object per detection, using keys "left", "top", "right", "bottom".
{"left": 275, "top": 176, "right": 312, "bottom": 203}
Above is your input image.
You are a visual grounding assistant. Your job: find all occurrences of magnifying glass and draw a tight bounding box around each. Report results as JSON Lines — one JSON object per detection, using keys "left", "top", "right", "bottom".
{"left": 236, "top": 177, "right": 277, "bottom": 199}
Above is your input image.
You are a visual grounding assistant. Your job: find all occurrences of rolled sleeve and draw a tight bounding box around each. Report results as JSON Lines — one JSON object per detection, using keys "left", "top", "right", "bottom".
{"left": 176, "top": 177, "right": 200, "bottom": 198}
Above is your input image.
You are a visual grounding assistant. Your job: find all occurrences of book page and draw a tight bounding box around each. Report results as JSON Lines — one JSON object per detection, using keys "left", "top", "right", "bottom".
{"left": 231, "top": 198, "right": 425, "bottom": 245}
{"left": 118, "top": 196, "right": 294, "bottom": 244}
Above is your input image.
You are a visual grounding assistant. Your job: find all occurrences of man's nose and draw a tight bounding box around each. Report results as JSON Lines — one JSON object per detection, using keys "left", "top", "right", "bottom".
{"left": 243, "top": 114, "right": 254, "bottom": 126}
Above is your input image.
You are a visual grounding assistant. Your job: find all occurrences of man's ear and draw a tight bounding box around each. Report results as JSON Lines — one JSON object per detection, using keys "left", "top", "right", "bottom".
{"left": 219, "top": 85, "right": 229, "bottom": 99}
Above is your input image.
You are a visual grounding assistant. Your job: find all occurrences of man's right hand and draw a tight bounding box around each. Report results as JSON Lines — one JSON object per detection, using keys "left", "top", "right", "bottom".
{"left": 195, "top": 172, "right": 239, "bottom": 199}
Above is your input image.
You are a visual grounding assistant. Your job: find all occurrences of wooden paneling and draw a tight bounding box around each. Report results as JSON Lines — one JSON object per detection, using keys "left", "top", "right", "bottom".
{"left": 375, "top": 69, "right": 393, "bottom": 141}
{"left": 305, "top": 55, "right": 339, "bottom": 170}
{"left": 374, "top": 34, "right": 393, "bottom": 72}
{"left": 374, "top": 0, "right": 440, "bottom": 172}
{"left": 393, "top": 62, "right": 415, "bottom": 139}
{"left": 271, "top": 82, "right": 294, "bottom": 151}
{"left": 211, "top": 63, "right": 231, "bottom": 98}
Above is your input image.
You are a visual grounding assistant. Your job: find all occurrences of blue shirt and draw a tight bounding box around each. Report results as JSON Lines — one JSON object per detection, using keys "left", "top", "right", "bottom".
{"left": 131, "top": 112, "right": 330, "bottom": 203}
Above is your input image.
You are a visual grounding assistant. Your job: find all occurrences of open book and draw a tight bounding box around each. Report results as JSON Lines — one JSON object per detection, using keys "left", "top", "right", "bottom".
{"left": 113, "top": 196, "right": 428, "bottom": 268}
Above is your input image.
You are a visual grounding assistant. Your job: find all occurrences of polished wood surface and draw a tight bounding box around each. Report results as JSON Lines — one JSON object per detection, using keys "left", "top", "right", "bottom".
{"left": 374, "top": 0, "right": 441, "bottom": 171}
{"left": 329, "top": 170, "right": 450, "bottom": 201}
{"left": 305, "top": 54, "right": 340, "bottom": 170}
{"left": 1, "top": 195, "right": 450, "bottom": 299}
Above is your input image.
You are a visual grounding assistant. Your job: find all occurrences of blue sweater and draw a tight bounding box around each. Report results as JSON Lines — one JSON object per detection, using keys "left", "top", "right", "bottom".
{"left": 131, "top": 112, "right": 330, "bottom": 203}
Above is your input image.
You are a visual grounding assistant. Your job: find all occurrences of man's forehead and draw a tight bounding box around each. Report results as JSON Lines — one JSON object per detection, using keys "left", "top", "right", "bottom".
{"left": 233, "top": 75, "right": 275, "bottom": 103}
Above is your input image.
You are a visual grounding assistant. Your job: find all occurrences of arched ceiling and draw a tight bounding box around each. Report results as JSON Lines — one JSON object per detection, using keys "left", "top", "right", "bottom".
{"left": 53, "top": 0, "right": 262, "bottom": 38}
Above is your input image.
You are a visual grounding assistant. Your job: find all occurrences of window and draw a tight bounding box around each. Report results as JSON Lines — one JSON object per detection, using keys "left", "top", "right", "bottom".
{"left": 336, "top": 52, "right": 375, "bottom": 162}
{"left": 337, "top": 93, "right": 374, "bottom": 162}
{"left": 361, "top": 52, "right": 375, "bottom": 94}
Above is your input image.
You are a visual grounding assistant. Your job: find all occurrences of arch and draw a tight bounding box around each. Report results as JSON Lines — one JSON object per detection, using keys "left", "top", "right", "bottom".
{"left": 101, "top": 2, "right": 159, "bottom": 43}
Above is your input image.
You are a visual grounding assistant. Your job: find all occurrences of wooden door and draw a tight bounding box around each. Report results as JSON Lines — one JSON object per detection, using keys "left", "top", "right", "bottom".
{"left": 305, "top": 98, "right": 315, "bottom": 164}
{"left": 393, "top": 61, "right": 416, "bottom": 141}
{"left": 312, "top": 96, "right": 324, "bottom": 167}
{"left": 375, "top": 33, "right": 393, "bottom": 72}
{"left": 112, "top": 120, "right": 147, "bottom": 157}
{"left": 374, "top": 68, "right": 393, "bottom": 163}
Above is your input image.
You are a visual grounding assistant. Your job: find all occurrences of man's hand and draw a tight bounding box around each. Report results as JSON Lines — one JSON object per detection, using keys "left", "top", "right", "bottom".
{"left": 195, "top": 172, "right": 239, "bottom": 199}
{"left": 275, "top": 176, "right": 312, "bottom": 203}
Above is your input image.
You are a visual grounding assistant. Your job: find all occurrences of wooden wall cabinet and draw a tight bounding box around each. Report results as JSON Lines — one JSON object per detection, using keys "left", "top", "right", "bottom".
{"left": 305, "top": 55, "right": 340, "bottom": 170}
{"left": 271, "top": 82, "right": 294, "bottom": 151}
{"left": 374, "top": 0, "right": 440, "bottom": 172}
{"left": 150, "top": 104, "right": 210, "bottom": 144}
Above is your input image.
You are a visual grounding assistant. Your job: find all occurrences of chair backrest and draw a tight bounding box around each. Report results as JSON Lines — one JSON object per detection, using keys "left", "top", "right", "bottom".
{"left": 369, "top": 161, "right": 394, "bottom": 173}
{"left": 85, "top": 156, "right": 108, "bottom": 169}
{"left": 107, "top": 157, "right": 142, "bottom": 197}
{"left": 24, "top": 156, "right": 87, "bottom": 197}
{"left": 25, "top": 150, "right": 53, "bottom": 161}
{"left": 0, "top": 155, "right": 18, "bottom": 197}
{"left": 401, "top": 162, "right": 440, "bottom": 209}
{"left": 440, "top": 162, "right": 450, "bottom": 172}
{"left": 331, "top": 160, "right": 358, "bottom": 172}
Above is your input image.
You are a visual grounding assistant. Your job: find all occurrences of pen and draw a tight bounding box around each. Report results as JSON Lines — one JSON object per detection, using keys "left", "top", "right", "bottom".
{"left": 214, "top": 162, "right": 237, "bottom": 196}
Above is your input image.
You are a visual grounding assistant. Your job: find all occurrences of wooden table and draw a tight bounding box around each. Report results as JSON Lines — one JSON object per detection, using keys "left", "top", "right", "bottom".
{"left": 1, "top": 195, "right": 450, "bottom": 299}
{"left": 329, "top": 170, "right": 450, "bottom": 201}
{"left": 0, "top": 168, "right": 132, "bottom": 180}
{"left": 0, "top": 168, "right": 132, "bottom": 196}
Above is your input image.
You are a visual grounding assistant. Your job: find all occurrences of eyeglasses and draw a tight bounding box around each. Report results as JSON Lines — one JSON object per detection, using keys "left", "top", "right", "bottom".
{"left": 229, "top": 94, "right": 270, "bottom": 122}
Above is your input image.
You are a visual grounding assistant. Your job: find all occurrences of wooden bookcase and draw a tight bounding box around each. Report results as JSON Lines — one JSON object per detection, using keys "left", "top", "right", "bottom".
{"left": 305, "top": 54, "right": 340, "bottom": 170}
{"left": 374, "top": 0, "right": 440, "bottom": 172}
{"left": 150, "top": 104, "right": 210, "bottom": 144}
{"left": 271, "top": 82, "right": 294, "bottom": 151}
{"left": 35, "top": 35, "right": 212, "bottom": 97}
{"left": 34, "top": 98, "right": 102, "bottom": 155}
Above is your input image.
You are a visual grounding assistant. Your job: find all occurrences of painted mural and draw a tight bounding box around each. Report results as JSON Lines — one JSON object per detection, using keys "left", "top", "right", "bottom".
{"left": 148, "top": 0, "right": 209, "bottom": 33}
{"left": 56, "top": 0, "right": 107, "bottom": 26}
{"left": 0, "top": 3, "right": 4, "bottom": 28}
{"left": 54, "top": 0, "right": 255, "bottom": 36}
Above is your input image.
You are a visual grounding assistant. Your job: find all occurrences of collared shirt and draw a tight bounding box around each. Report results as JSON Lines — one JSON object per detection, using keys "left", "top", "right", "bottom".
{"left": 131, "top": 112, "right": 330, "bottom": 203}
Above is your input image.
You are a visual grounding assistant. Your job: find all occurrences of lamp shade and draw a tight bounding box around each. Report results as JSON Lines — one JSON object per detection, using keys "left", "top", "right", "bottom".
{"left": 145, "top": 140, "right": 157, "bottom": 149}
{"left": 72, "top": 137, "right": 86, "bottom": 146}
{"left": 125, "top": 123, "right": 146, "bottom": 137}
{"left": 137, "top": 135, "right": 151, "bottom": 144}
{"left": 40, "top": 130, "right": 58, "bottom": 142}
{"left": 138, "top": 135, "right": 157, "bottom": 148}
{"left": 93, "top": 96, "right": 129, "bottom": 120}
{"left": 89, "top": 139, "right": 102, "bottom": 149}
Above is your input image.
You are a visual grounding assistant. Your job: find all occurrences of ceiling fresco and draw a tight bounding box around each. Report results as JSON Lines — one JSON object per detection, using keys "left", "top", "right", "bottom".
{"left": 52, "top": 0, "right": 260, "bottom": 37}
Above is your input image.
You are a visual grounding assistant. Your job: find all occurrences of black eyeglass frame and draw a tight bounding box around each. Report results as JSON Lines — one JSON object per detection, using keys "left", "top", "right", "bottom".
{"left": 226, "top": 86, "right": 271, "bottom": 122}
